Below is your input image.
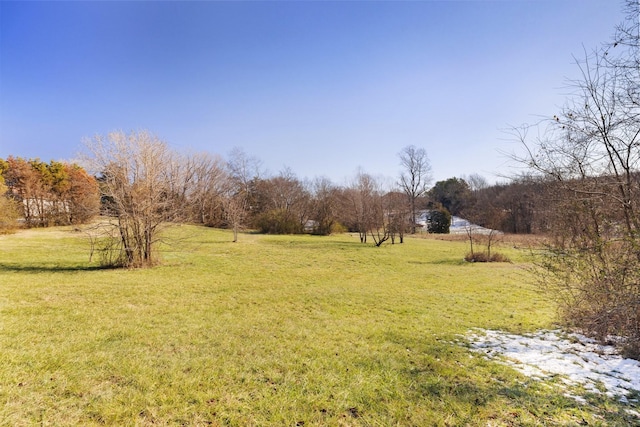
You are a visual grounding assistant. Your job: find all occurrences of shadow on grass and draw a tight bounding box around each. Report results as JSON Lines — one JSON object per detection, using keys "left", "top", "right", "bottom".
{"left": 263, "top": 238, "right": 364, "bottom": 249}
{"left": 408, "top": 259, "right": 468, "bottom": 266}
{"left": 403, "top": 361, "right": 639, "bottom": 424}
{"left": 383, "top": 333, "right": 639, "bottom": 425}
{"left": 0, "top": 262, "right": 117, "bottom": 273}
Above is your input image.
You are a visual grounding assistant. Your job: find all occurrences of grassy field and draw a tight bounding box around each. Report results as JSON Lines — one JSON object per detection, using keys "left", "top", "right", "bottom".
{"left": 0, "top": 225, "right": 634, "bottom": 425}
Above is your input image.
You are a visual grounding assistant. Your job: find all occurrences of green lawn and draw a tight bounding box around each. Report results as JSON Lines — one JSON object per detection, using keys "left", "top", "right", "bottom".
{"left": 0, "top": 225, "right": 633, "bottom": 425}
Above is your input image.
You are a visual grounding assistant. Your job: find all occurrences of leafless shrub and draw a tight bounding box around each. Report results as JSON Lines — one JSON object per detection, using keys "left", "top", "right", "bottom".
{"left": 514, "top": 1, "right": 640, "bottom": 356}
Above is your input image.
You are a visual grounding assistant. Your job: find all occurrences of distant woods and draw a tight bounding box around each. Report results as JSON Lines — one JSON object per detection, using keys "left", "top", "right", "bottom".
{"left": 1, "top": 142, "right": 589, "bottom": 240}
{"left": 0, "top": 156, "right": 100, "bottom": 230}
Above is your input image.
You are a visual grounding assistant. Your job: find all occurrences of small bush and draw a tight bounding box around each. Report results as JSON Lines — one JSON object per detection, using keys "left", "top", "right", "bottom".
{"left": 256, "top": 209, "right": 303, "bottom": 234}
{"left": 465, "top": 252, "right": 487, "bottom": 262}
{"left": 622, "top": 342, "right": 640, "bottom": 360}
{"left": 330, "top": 222, "right": 347, "bottom": 234}
{"left": 465, "top": 251, "right": 510, "bottom": 263}
{"left": 489, "top": 252, "right": 510, "bottom": 263}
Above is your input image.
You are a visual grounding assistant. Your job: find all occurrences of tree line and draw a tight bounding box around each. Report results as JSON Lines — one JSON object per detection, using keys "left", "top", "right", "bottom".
{"left": 2, "top": 133, "right": 631, "bottom": 258}
{"left": 0, "top": 157, "right": 100, "bottom": 228}
{"left": 2, "top": 139, "right": 592, "bottom": 247}
{"left": 5, "top": 134, "right": 497, "bottom": 264}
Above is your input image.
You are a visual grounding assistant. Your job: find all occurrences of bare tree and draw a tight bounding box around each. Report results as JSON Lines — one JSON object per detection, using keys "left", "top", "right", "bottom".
{"left": 463, "top": 173, "right": 489, "bottom": 193}
{"left": 345, "top": 171, "right": 377, "bottom": 243}
{"left": 252, "top": 168, "right": 310, "bottom": 234}
{"left": 222, "top": 191, "right": 247, "bottom": 242}
{"left": 462, "top": 198, "right": 504, "bottom": 262}
{"left": 224, "top": 148, "right": 263, "bottom": 235}
{"left": 308, "top": 176, "right": 341, "bottom": 235}
{"left": 513, "top": 0, "right": 640, "bottom": 356}
{"left": 181, "top": 152, "right": 227, "bottom": 226}
{"left": 83, "top": 130, "right": 178, "bottom": 268}
{"left": 369, "top": 187, "right": 397, "bottom": 247}
{"left": 343, "top": 171, "right": 394, "bottom": 246}
{"left": 227, "top": 147, "right": 262, "bottom": 202}
{"left": 398, "top": 145, "right": 432, "bottom": 233}
{"left": 385, "top": 191, "right": 410, "bottom": 243}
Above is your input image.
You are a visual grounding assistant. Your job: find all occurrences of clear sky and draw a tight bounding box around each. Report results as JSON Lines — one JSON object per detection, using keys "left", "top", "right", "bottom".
{"left": 0, "top": 1, "right": 624, "bottom": 185}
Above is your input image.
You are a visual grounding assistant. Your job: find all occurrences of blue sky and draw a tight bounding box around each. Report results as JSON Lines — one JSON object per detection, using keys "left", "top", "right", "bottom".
{"left": 0, "top": 1, "right": 624, "bottom": 185}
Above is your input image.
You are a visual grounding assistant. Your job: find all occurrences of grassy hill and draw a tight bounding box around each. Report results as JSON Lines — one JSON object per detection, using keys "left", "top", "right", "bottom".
{"left": 0, "top": 225, "right": 633, "bottom": 425}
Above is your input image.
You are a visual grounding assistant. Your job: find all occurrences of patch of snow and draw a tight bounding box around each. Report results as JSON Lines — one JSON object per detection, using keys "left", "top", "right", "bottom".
{"left": 414, "top": 213, "right": 499, "bottom": 235}
{"left": 449, "top": 216, "right": 501, "bottom": 235}
{"left": 467, "top": 329, "right": 640, "bottom": 403}
{"left": 627, "top": 408, "right": 640, "bottom": 418}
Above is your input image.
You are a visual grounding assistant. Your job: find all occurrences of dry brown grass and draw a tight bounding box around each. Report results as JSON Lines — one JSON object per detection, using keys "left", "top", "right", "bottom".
{"left": 421, "top": 232, "right": 548, "bottom": 249}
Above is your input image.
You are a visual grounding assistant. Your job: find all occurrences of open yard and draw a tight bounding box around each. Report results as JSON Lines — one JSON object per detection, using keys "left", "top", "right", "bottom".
{"left": 0, "top": 225, "right": 636, "bottom": 425}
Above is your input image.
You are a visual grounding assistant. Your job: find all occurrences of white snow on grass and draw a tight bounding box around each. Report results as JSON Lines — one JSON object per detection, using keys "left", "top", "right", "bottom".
{"left": 449, "top": 216, "right": 500, "bottom": 235}
{"left": 467, "top": 329, "right": 640, "bottom": 404}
